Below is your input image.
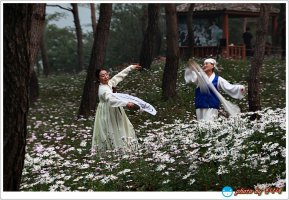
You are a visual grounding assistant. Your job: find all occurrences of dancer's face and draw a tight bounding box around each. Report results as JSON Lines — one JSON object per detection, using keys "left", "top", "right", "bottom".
{"left": 202, "top": 62, "right": 214, "bottom": 74}
{"left": 99, "top": 70, "right": 110, "bottom": 84}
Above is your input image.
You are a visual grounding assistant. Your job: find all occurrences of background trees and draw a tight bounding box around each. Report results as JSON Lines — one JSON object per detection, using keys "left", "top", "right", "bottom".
{"left": 248, "top": 4, "right": 271, "bottom": 115}
{"left": 78, "top": 4, "right": 113, "bottom": 117}
{"left": 4, "top": 4, "right": 46, "bottom": 191}
{"left": 139, "top": 4, "right": 161, "bottom": 69}
{"left": 162, "top": 4, "right": 180, "bottom": 100}
{"left": 105, "top": 4, "right": 145, "bottom": 67}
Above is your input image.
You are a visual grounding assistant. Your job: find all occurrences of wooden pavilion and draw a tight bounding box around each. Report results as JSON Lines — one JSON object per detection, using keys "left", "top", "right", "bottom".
{"left": 177, "top": 3, "right": 280, "bottom": 59}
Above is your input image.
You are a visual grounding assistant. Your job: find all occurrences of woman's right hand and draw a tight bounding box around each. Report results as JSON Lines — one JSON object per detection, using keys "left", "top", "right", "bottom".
{"left": 126, "top": 102, "right": 135, "bottom": 109}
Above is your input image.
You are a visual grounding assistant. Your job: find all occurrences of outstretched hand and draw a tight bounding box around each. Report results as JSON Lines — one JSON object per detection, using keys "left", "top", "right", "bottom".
{"left": 131, "top": 64, "right": 142, "bottom": 70}
{"left": 126, "top": 102, "right": 135, "bottom": 109}
{"left": 240, "top": 86, "right": 246, "bottom": 94}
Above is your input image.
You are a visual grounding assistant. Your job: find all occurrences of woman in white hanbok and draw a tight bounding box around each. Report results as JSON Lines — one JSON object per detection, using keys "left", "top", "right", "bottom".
{"left": 185, "top": 58, "right": 245, "bottom": 121}
{"left": 92, "top": 65, "right": 141, "bottom": 154}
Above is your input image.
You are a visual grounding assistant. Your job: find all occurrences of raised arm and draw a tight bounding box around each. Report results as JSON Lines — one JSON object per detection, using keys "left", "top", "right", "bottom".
{"left": 109, "top": 64, "right": 141, "bottom": 87}
{"left": 218, "top": 77, "right": 245, "bottom": 99}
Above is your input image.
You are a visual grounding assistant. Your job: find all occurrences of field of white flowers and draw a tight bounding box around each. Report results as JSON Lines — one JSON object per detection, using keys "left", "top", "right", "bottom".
{"left": 21, "top": 58, "right": 286, "bottom": 192}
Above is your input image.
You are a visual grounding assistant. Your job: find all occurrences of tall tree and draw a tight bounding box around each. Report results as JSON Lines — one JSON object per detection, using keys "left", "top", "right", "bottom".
{"left": 49, "top": 4, "right": 85, "bottom": 72}
{"left": 90, "top": 3, "right": 97, "bottom": 36}
{"left": 139, "top": 4, "right": 160, "bottom": 69}
{"left": 4, "top": 3, "right": 46, "bottom": 191}
{"left": 279, "top": 3, "right": 286, "bottom": 60}
{"left": 185, "top": 3, "right": 195, "bottom": 60}
{"left": 78, "top": 4, "right": 112, "bottom": 117}
{"left": 248, "top": 4, "right": 271, "bottom": 115}
{"left": 162, "top": 4, "right": 180, "bottom": 100}
{"left": 71, "top": 3, "right": 84, "bottom": 72}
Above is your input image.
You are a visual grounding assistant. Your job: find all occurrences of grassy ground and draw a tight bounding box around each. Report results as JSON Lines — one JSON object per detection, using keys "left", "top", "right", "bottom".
{"left": 21, "top": 57, "right": 286, "bottom": 192}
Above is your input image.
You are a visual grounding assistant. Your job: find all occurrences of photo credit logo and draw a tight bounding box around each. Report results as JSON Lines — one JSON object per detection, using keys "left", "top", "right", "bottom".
{"left": 222, "top": 186, "right": 233, "bottom": 197}
{"left": 234, "top": 187, "right": 283, "bottom": 196}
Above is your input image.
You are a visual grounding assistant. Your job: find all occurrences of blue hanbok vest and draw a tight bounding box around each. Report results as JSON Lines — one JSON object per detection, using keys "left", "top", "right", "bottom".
{"left": 195, "top": 75, "right": 220, "bottom": 109}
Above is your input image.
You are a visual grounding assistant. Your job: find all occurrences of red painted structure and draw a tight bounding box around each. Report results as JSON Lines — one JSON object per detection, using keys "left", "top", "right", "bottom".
{"left": 177, "top": 3, "right": 280, "bottom": 60}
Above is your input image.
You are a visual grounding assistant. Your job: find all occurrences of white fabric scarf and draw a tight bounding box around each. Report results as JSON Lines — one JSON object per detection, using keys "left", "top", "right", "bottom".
{"left": 111, "top": 93, "right": 157, "bottom": 115}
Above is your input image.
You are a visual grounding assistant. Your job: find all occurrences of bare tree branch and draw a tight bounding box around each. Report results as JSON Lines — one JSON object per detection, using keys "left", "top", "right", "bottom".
{"left": 47, "top": 4, "right": 72, "bottom": 12}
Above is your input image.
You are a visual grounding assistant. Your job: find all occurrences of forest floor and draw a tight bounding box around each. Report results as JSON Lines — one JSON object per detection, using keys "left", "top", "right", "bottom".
{"left": 21, "top": 57, "right": 286, "bottom": 195}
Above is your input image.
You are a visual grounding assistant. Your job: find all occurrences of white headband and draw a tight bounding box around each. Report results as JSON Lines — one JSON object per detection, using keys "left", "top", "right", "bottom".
{"left": 204, "top": 58, "right": 218, "bottom": 71}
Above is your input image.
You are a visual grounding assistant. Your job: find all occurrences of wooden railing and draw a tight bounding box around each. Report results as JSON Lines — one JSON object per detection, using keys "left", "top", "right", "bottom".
{"left": 179, "top": 46, "right": 219, "bottom": 58}
{"left": 179, "top": 45, "right": 246, "bottom": 60}
{"left": 227, "top": 45, "right": 246, "bottom": 60}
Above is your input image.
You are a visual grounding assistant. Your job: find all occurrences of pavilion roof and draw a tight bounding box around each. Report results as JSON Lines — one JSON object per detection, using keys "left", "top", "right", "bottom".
{"left": 177, "top": 3, "right": 279, "bottom": 16}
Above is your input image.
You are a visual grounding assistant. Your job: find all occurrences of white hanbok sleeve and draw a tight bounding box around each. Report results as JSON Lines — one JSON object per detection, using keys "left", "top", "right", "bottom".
{"left": 109, "top": 65, "right": 133, "bottom": 87}
{"left": 218, "top": 76, "right": 245, "bottom": 99}
{"left": 184, "top": 68, "right": 198, "bottom": 84}
{"left": 99, "top": 86, "right": 128, "bottom": 107}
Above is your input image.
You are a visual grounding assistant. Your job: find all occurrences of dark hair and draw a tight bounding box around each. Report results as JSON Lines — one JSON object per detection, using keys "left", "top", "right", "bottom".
{"left": 95, "top": 68, "right": 106, "bottom": 82}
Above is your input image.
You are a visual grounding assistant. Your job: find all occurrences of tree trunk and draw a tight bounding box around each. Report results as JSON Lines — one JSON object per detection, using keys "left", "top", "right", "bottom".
{"left": 139, "top": 4, "right": 160, "bottom": 69}
{"left": 185, "top": 4, "right": 195, "bottom": 60}
{"left": 28, "top": 4, "right": 46, "bottom": 104}
{"left": 4, "top": 3, "right": 46, "bottom": 191}
{"left": 279, "top": 3, "right": 286, "bottom": 60}
{"left": 162, "top": 4, "right": 180, "bottom": 100}
{"left": 140, "top": 4, "right": 148, "bottom": 36}
{"left": 71, "top": 3, "right": 84, "bottom": 72}
{"left": 248, "top": 4, "right": 270, "bottom": 116}
{"left": 78, "top": 4, "right": 112, "bottom": 118}
{"left": 90, "top": 3, "right": 97, "bottom": 36}
{"left": 41, "top": 26, "right": 50, "bottom": 77}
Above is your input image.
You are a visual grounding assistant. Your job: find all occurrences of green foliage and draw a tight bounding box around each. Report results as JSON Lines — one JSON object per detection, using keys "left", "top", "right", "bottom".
{"left": 45, "top": 24, "right": 78, "bottom": 73}
{"left": 44, "top": 24, "right": 94, "bottom": 73}
{"left": 105, "top": 4, "right": 145, "bottom": 67}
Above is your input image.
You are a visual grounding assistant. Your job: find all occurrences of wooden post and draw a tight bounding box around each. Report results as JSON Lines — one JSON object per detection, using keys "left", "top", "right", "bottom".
{"left": 222, "top": 13, "right": 229, "bottom": 57}
{"left": 242, "top": 44, "right": 246, "bottom": 60}
{"left": 243, "top": 17, "right": 247, "bottom": 32}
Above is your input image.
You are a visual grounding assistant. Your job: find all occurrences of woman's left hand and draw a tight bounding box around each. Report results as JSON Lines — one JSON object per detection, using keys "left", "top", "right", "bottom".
{"left": 240, "top": 86, "right": 246, "bottom": 94}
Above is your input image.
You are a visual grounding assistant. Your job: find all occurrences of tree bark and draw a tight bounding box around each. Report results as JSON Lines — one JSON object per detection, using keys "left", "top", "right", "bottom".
{"left": 279, "top": 3, "right": 286, "bottom": 60}
{"left": 4, "top": 3, "right": 46, "bottom": 191}
{"left": 90, "top": 3, "right": 97, "bottom": 36}
{"left": 71, "top": 3, "right": 84, "bottom": 72}
{"left": 78, "top": 4, "right": 112, "bottom": 118}
{"left": 162, "top": 4, "right": 180, "bottom": 100}
{"left": 185, "top": 4, "right": 195, "bottom": 60}
{"left": 248, "top": 4, "right": 270, "bottom": 115}
{"left": 139, "top": 4, "right": 160, "bottom": 69}
{"left": 29, "top": 4, "right": 47, "bottom": 104}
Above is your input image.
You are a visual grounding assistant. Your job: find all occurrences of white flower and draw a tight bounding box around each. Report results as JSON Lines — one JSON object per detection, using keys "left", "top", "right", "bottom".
{"left": 182, "top": 172, "right": 191, "bottom": 180}
{"left": 189, "top": 179, "right": 196, "bottom": 185}
{"left": 162, "top": 179, "right": 170, "bottom": 184}
{"left": 217, "top": 165, "right": 229, "bottom": 175}
{"left": 80, "top": 141, "right": 87, "bottom": 147}
{"left": 156, "top": 164, "right": 166, "bottom": 171}
{"left": 117, "top": 169, "right": 131, "bottom": 175}
{"left": 80, "top": 164, "right": 89, "bottom": 169}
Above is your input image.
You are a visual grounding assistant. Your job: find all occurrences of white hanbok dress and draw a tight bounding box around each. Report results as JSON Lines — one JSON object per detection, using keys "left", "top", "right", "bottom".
{"left": 185, "top": 68, "right": 245, "bottom": 121}
{"left": 92, "top": 65, "right": 138, "bottom": 154}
